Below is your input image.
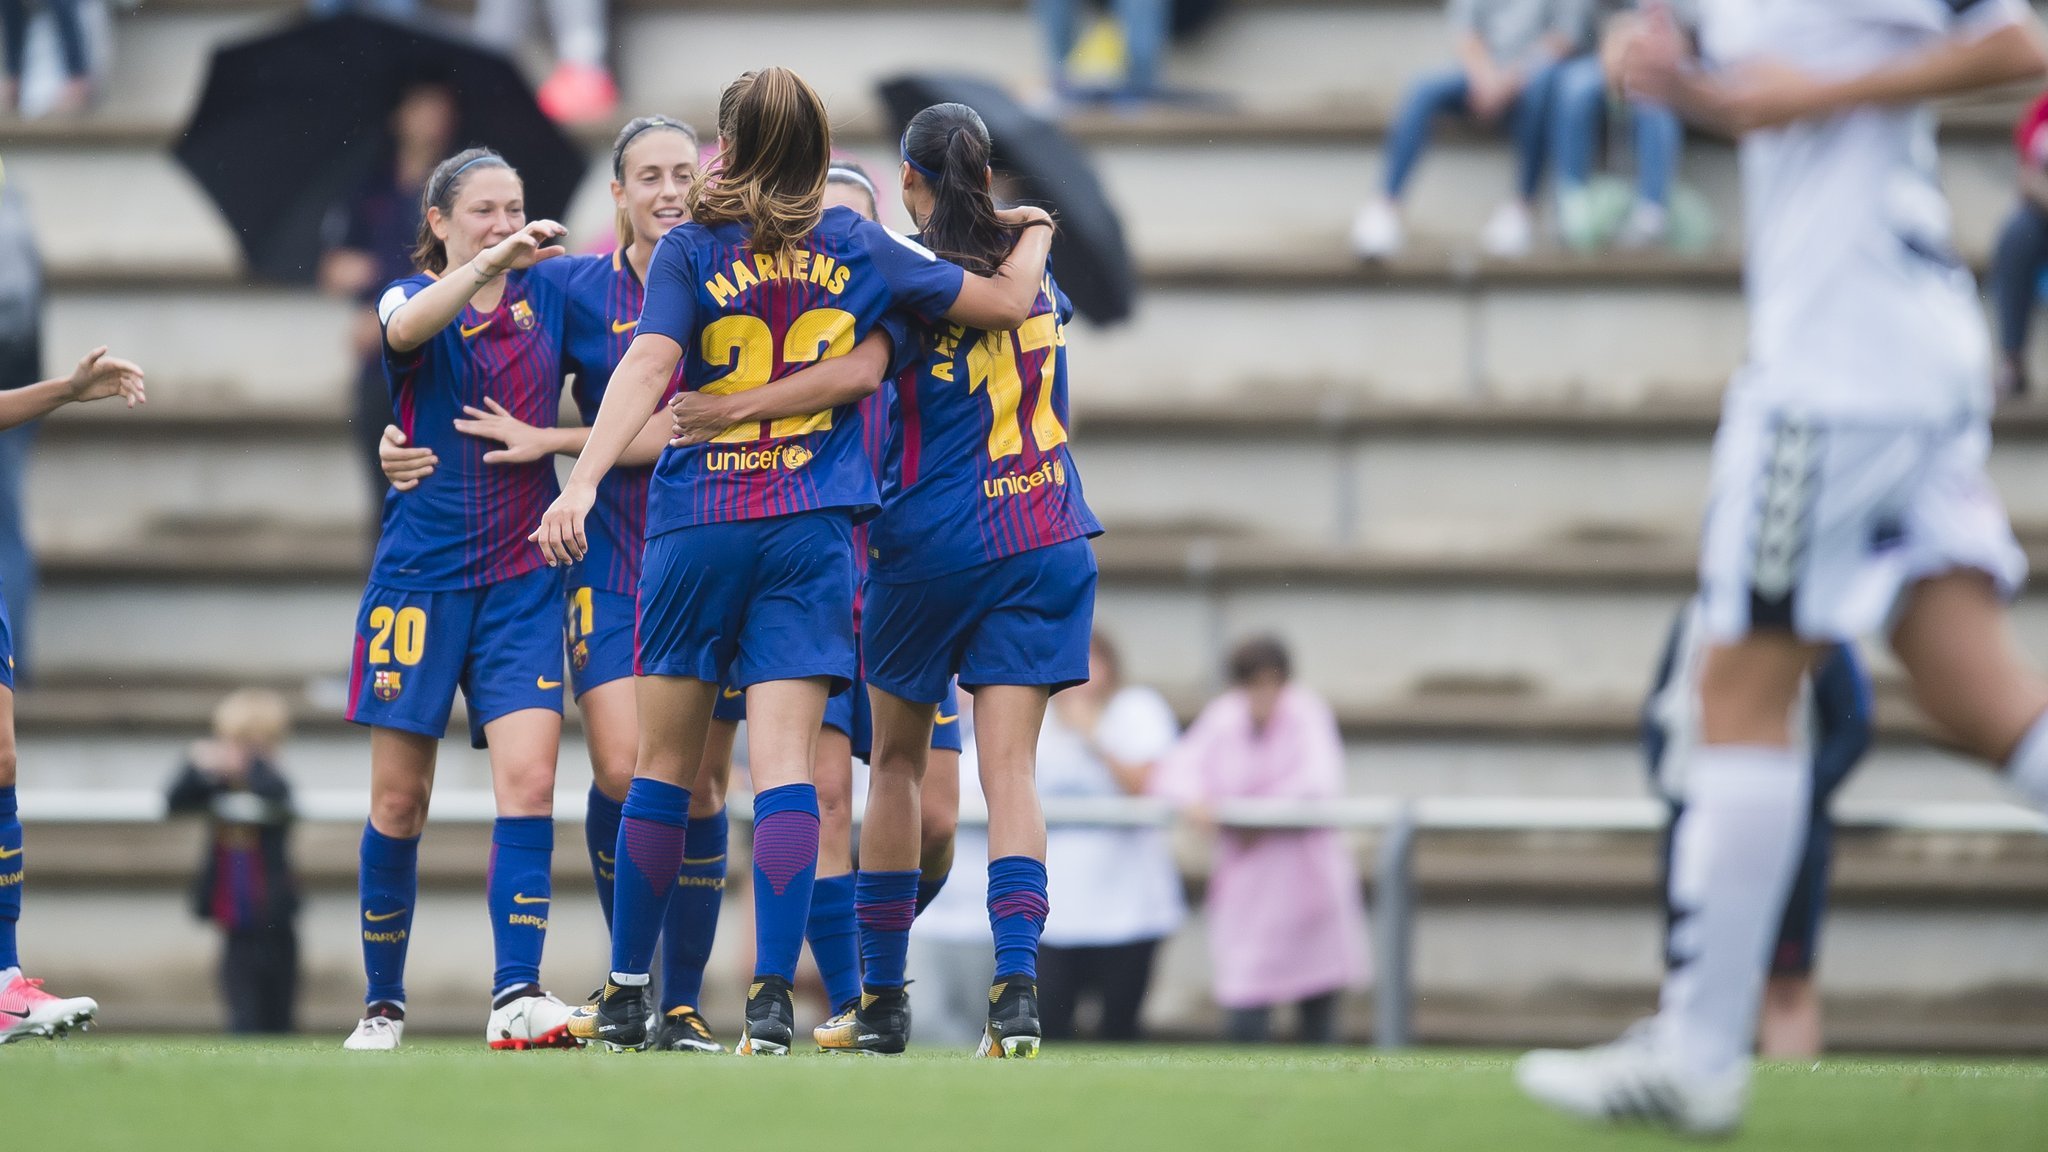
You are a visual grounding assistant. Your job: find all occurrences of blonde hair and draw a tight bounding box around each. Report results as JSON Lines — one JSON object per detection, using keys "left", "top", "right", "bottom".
{"left": 688, "top": 67, "right": 830, "bottom": 260}
{"left": 213, "top": 688, "right": 292, "bottom": 753}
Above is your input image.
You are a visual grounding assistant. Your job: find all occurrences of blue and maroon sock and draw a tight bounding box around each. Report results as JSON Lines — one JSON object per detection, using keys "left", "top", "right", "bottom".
{"left": 0, "top": 787, "right": 21, "bottom": 972}
{"left": 856, "top": 869, "right": 919, "bottom": 991}
{"left": 660, "top": 808, "right": 728, "bottom": 1011}
{"left": 806, "top": 872, "right": 861, "bottom": 1011}
{"left": 914, "top": 873, "right": 948, "bottom": 918}
{"left": 749, "top": 783, "right": 819, "bottom": 983}
{"left": 487, "top": 816, "right": 553, "bottom": 998}
{"left": 987, "top": 856, "right": 1050, "bottom": 982}
{"left": 358, "top": 822, "right": 419, "bottom": 1007}
{"left": 609, "top": 778, "right": 689, "bottom": 978}
{"left": 584, "top": 785, "right": 624, "bottom": 929}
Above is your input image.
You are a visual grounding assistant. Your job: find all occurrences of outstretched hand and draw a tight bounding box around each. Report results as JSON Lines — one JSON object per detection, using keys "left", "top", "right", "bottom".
{"left": 454, "top": 397, "right": 553, "bottom": 463}
{"left": 477, "top": 220, "right": 569, "bottom": 277}
{"left": 64, "top": 346, "right": 146, "bottom": 408}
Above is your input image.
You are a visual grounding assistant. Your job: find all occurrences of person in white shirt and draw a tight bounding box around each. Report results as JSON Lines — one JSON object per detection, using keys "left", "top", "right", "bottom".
{"left": 1036, "top": 631, "right": 1185, "bottom": 1041}
{"left": 1517, "top": 1, "right": 2048, "bottom": 1136}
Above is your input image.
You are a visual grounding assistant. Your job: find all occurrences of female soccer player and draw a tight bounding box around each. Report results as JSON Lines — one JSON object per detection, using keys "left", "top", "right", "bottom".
{"left": 848, "top": 102, "right": 1101, "bottom": 1059}
{"left": 1516, "top": 1, "right": 2048, "bottom": 1134}
{"left": 0, "top": 346, "right": 144, "bottom": 1045}
{"left": 533, "top": 66, "right": 1052, "bottom": 1056}
{"left": 342, "top": 147, "right": 581, "bottom": 1053}
{"left": 665, "top": 160, "right": 968, "bottom": 1046}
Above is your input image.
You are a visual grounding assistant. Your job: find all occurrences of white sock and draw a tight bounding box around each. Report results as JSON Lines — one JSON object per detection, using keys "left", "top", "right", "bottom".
{"left": 2004, "top": 708, "right": 2048, "bottom": 812}
{"left": 1657, "top": 744, "right": 1811, "bottom": 1077}
{"left": 609, "top": 971, "right": 650, "bottom": 987}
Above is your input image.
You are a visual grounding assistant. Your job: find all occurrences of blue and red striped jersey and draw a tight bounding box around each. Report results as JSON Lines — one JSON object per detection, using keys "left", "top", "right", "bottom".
{"left": 562, "top": 249, "right": 679, "bottom": 596}
{"left": 370, "top": 264, "right": 569, "bottom": 591}
{"left": 868, "top": 266, "right": 1101, "bottom": 584}
{"left": 636, "top": 207, "right": 965, "bottom": 535}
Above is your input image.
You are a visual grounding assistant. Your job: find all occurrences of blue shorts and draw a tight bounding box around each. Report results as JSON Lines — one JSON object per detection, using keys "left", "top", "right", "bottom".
{"left": 823, "top": 673, "right": 964, "bottom": 760}
{"left": 712, "top": 682, "right": 748, "bottom": 723}
{"left": 567, "top": 587, "right": 636, "bottom": 698}
{"left": 347, "top": 567, "right": 566, "bottom": 749}
{"left": 863, "top": 538, "right": 1097, "bottom": 705}
{"left": 635, "top": 510, "right": 857, "bottom": 694}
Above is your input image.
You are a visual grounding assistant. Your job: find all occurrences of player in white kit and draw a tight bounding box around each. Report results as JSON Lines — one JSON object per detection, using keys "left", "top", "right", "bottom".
{"left": 1515, "top": 0, "right": 2048, "bottom": 1134}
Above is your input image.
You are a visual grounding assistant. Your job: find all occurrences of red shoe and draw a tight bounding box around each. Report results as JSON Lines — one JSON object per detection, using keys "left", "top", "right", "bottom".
{"left": 0, "top": 972, "right": 98, "bottom": 1044}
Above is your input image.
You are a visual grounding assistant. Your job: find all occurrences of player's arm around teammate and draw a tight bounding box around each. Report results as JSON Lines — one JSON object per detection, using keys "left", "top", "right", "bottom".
{"left": 0, "top": 344, "right": 143, "bottom": 1043}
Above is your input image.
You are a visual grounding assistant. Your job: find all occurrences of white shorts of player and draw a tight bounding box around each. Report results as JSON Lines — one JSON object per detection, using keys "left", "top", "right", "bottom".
{"left": 1697, "top": 394, "right": 2026, "bottom": 646}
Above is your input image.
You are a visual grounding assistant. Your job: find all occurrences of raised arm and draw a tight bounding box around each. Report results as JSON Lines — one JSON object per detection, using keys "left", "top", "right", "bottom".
{"left": 667, "top": 329, "right": 895, "bottom": 447}
{"left": 383, "top": 221, "right": 567, "bottom": 352}
{"left": 531, "top": 332, "right": 683, "bottom": 565}
{"left": 942, "top": 209, "right": 1055, "bottom": 331}
{"left": 0, "top": 347, "right": 145, "bottom": 432}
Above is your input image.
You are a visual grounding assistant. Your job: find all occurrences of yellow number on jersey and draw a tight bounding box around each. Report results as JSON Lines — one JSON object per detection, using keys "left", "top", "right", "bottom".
{"left": 967, "top": 313, "right": 1068, "bottom": 462}
{"left": 698, "top": 308, "right": 855, "bottom": 443}
{"left": 367, "top": 605, "right": 427, "bottom": 666}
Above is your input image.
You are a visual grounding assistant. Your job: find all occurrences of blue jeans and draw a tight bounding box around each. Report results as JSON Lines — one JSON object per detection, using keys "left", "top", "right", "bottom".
{"left": 1383, "top": 63, "right": 1562, "bottom": 203}
{"left": 1, "top": 0, "right": 87, "bottom": 79}
{"left": 1035, "top": 0, "right": 1169, "bottom": 97}
{"left": 0, "top": 423, "right": 37, "bottom": 680}
{"left": 1549, "top": 55, "right": 1682, "bottom": 207}
{"left": 1992, "top": 201, "right": 2048, "bottom": 358}
{"left": 307, "top": 0, "right": 420, "bottom": 18}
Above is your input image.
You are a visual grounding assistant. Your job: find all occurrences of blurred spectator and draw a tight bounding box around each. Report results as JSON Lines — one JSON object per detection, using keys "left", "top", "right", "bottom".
{"left": 319, "top": 82, "right": 456, "bottom": 512}
{"left": 307, "top": 0, "right": 420, "bottom": 20}
{"left": 1643, "top": 599, "right": 1873, "bottom": 1058}
{"left": 1036, "top": 0, "right": 1169, "bottom": 110}
{"left": 1153, "top": 636, "right": 1367, "bottom": 1043}
{"left": 167, "top": 690, "right": 302, "bottom": 1035}
{"left": 1352, "top": 0, "right": 1591, "bottom": 260}
{"left": 906, "top": 695, "right": 996, "bottom": 1049}
{"left": 1550, "top": 2, "right": 1688, "bottom": 251}
{"left": 1990, "top": 89, "right": 2048, "bottom": 400}
{"left": 1037, "top": 631, "right": 1184, "bottom": 1042}
{"left": 0, "top": 163, "right": 41, "bottom": 678}
{"left": 1, "top": 0, "right": 92, "bottom": 117}
{"left": 473, "top": 0, "right": 617, "bottom": 126}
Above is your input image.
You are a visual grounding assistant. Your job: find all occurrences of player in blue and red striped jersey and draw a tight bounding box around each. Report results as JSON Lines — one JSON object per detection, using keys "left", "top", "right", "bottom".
{"left": 535, "top": 67, "right": 1052, "bottom": 1055}
{"left": 852, "top": 102, "right": 1100, "bottom": 1058}
{"left": 341, "top": 147, "right": 584, "bottom": 1053}
{"left": 665, "top": 160, "right": 968, "bottom": 1047}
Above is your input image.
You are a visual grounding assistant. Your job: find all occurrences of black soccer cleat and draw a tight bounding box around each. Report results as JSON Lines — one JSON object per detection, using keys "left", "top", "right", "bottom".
{"left": 977, "top": 977, "right": 1041, "bottom": 1059}
{"left": 567, "top": 981, "right": 649, "bottom": 1052}
{"left": 651, "top": 1005, "right": 723, "bottom": 1053}
{"left": 815, "top": 985, "right": 911, "bottom": 1056}
{"left": 734, "top": 975, "right": 795, "bottom": 1056}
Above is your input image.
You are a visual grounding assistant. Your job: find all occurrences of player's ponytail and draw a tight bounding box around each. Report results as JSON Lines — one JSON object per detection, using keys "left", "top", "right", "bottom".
{"left": 412, "top": 147, "right": 514, "bottom": 274}
{"left": 688, "top": 67, "right": 829, "bottom": 260}
{"left": 610, "top": 116, "right": 700, "bottom": 249}
{"left": 902, "top": 103, "right": 1010, "bottom": 277}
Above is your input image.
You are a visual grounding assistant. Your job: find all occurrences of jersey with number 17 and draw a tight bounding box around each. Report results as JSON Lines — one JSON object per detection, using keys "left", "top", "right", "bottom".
{"left": 868, "top": 266, "right": 1101, "bottom": 583}
{"left": 634, "top": 207, "right": 966, "bottom": 534}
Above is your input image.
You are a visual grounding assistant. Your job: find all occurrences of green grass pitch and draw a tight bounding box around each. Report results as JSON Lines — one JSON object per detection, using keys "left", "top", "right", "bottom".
{"left": 4, "top": 1039, "right": 2045, "bottom": 1151}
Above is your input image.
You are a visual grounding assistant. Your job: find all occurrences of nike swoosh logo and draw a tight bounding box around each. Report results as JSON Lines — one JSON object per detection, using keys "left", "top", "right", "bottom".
{"left": 0, "top": 846, "right": 21, "bottom": 860}
{"left": 460, "top": 319, "right": 494, "bottom": 339}
{"left": 537, "top": 677, "right": 562, "bottom": 690}
{"left": 722, "top": 687, "right": 742, "bottom": 700}
{"left": 512, "top": 894, "right": 550, "bottom": 905}
{"left": 364, "top": 909, "right": 407, "bottom": 923}
{"left": 597, "top": 852, "right": 615, "bottom": 865}
{"left": 1, "top": 1008, "right": 28, "bottom": 1019}
{"left": 611, "top": 319, "right": 637, "bottom": 334}
{"left": 935, "top": 714, "right": 959, "bottom": 726}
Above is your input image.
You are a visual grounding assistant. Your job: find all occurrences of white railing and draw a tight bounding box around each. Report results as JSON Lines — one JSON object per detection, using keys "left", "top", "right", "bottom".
{"left": 21, "top": 788, "right": 2046, "bottom": 1048}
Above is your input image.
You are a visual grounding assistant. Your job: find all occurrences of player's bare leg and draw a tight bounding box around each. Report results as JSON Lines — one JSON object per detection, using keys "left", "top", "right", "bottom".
{"left": 0, "top": 685, "right": 98, "bottom": 1045}
{"left": 1758, "top": 974, "right": 1823, "bottom": 1060}
{"left": 919, "top": 747, "right": 962, "bottom": 896}
{"left": 1891, "top": 570, "right": 2048, "bottom": 767}
{"left": 972, "top": 684, "right": 1052, "bottom": 1059}
{"left": 580, "top": 679, "right": 638, "bottom": 804}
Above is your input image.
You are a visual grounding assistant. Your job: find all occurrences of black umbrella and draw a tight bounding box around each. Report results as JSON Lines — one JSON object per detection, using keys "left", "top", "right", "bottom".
{"left": 878, "top": 74, "right": 1135, "bottom": 326}
{"left": 176, "top": 14, "right": 585, "bottom": 284}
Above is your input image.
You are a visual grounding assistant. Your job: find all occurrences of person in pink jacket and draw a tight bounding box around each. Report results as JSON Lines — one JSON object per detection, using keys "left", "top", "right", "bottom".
{"left": 1151, "top": 635, "right": 1369, "bottom": 1043}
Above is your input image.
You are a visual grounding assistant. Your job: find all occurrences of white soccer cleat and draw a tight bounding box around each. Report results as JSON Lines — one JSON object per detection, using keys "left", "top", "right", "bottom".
{"left": 1350, "top": 198, "right": 1403, "bottom": 260}
{"left": 1514, "top": 1021, "right": 1749, "bottom": 1137}
{"left": 487, "top": 991, "right": 581, "bottom": 1050}
{"left": 0, "top": 972, "right": 97, "bottom": 1044}
{"left": 342, "top": 1013, "right": 404, "bottom": 1051}
{"left": 1480, "top": 201, "right": 1534, "bottom": 259}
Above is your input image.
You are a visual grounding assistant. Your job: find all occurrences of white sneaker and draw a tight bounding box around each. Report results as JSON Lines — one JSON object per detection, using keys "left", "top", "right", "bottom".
{"left": 0, "top": 972, "right": 98, "bottom": 1044}
{"left": 342, "top": 1013, "right": 404, "bottom": 1051}
{"left": 1350, "top": 198, "right": 1403, "bottom": 260}
{"left": 487, "top": 991, "right": 581, "bottom": 1050}
{"left": 1480, "top": 201, "right": 1534, "bottom": 259}
{"left": 1615, "top": 200, "right": 1670, "bottom": 251}
{"left": 1515, "top": 1021, "right": 1749, "bottom": 1136}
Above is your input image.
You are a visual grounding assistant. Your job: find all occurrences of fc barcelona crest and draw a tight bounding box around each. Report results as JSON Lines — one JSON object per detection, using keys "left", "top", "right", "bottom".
{"left": 572, "top": 639, "right": 590, "bottom": 671}
{"left": 373, "top": 669, "right": 403, "bottom": 701}
{"left": 511, "top": 300, "right": 536, "bottom": 331}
